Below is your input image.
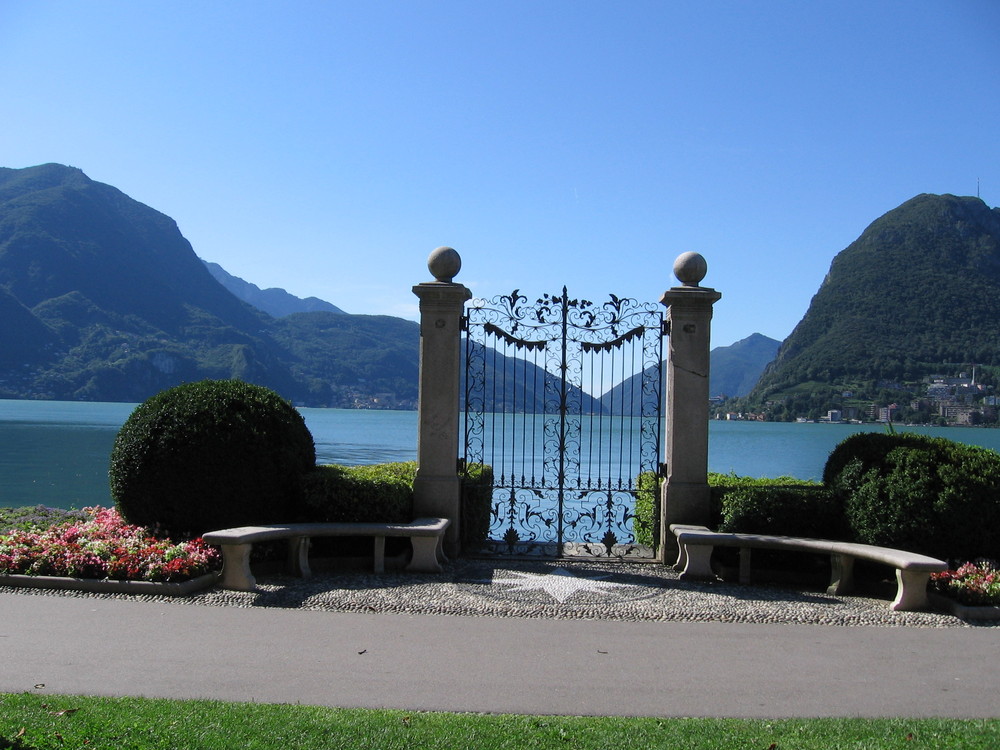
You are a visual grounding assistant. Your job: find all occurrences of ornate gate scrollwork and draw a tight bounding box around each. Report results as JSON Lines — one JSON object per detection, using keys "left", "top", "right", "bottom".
{"left": 462, "top": 287, "right": 664, "bottom": 559}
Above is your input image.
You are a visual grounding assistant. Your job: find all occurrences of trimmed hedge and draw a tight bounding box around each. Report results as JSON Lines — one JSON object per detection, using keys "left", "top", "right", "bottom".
{"left": 635, "top": 432, "right": 1000, "bottom": 565}
{"left": 301, "top": 462, "right": 416, "bottom": 523}
{"left": 302, "top": 461, "right": 494, "bottom": 550}
{"left": 461, "top": 463, "right": 494, "bottom": 551}
{"left": 825, "top": 432, "right": 1000, "bottom": 561}
{"left": 631, "top": 473, "right": 835, "bottom": 547}
{"left": 712, "top": 474, "right": 844, "bottom": 540}
{"left": 633, "top": 471, "right": 660, "bottom": 547}
{"left": 109, "top": 380, "right": 316, "bottom": 538}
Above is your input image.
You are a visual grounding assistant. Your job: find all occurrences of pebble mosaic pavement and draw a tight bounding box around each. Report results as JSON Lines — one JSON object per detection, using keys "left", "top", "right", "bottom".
{"left": 5, "top": 558, "right": 997, "bottom": 628}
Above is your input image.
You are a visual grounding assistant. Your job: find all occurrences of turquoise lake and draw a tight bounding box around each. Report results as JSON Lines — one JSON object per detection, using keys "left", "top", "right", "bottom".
{"left": 4, "top": 398, "right": 1000, "bottom": 510}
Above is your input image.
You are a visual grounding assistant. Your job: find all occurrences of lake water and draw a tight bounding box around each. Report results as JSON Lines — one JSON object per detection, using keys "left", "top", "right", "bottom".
{"left": 4, "top": 398, "right": 1000, "bottom": 510}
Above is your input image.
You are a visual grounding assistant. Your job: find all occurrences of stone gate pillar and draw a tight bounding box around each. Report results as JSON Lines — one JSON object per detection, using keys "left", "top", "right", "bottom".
{"left": 412, "top": 247, "right": 471, "bottom": 555}
{"left": 659, "top": 252, "right": 722, "bottom": 555}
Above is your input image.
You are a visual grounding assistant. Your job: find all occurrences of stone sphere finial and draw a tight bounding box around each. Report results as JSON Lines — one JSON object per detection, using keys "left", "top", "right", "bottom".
{"left": 673, "top": 251, "right": 708, "bottom": 287}
{"left": 428, "top": 246, "right": 461, "bottom": 282}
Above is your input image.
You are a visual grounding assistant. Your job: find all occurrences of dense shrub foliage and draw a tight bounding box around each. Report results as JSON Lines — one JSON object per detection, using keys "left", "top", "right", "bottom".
{"left": 824, "top": 432, "right": 1000, "bottom": 561}
{"left": 109, "top": 380, "right": 316, "bottom": 538}
{"left": 634, "top": 432, "right": 1000, "bottom": 565}
{"left": 302, "top": 460, "right": 493, "bottom": 550}
{"left": 631, "top": 473, "right": 834, "bottom": 547}
{"left": 715, "top": 479, "right": 845, "bottom": 540}
{"left": 632, "top": 471, "right": 660, "bottom": 547}
{"left": 461, "top": 463, "right": 494, "bottom": 551}
{"left": 301, "top": 462, "right": 416, "bottom": 523}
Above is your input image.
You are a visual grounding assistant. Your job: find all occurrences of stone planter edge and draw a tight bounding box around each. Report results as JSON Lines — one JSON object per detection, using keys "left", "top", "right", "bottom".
{"left": 0, "top": 571, "right": 221, "bottom": 596}
{"left": 929, "top": 592, "right": 1000, "bottom": 621}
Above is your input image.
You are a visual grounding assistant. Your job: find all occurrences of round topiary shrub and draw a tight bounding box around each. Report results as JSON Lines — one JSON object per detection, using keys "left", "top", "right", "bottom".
{"left": 824, "top": 432, "right": 1000, "bottom": 561}
{"left": 110, "top": 379, "right": 316, "bottom": 538}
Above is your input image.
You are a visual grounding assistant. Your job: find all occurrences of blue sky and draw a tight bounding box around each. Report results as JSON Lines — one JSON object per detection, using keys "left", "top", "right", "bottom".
{"left": 2, "top": 1, "right": 997, "bottom": 348}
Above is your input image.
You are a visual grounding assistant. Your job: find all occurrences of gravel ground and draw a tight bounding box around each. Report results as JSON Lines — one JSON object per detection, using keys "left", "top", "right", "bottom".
{"left": 4, "top": 557, "right": 993, "bottom": 629}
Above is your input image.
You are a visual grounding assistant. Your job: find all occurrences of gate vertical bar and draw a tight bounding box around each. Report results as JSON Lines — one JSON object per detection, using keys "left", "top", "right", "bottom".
{"left": 556, "top": 288, "right": 569, "bottom": 555}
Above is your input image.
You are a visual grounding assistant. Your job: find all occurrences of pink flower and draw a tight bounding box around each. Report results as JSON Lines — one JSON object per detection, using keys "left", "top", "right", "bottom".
{"left": 0, "top": 507, "right": 220, "bottom": 583}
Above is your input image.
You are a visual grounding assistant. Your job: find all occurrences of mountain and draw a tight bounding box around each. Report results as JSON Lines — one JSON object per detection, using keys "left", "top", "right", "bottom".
{"left": 597, "top": 332, "right": 779, "bottom": 414}
{"left": 0, "top": 163, "right": 560, "bottom": 411}
{"left": 709, "top": 333, "right": 781, "bottom": 398}
{"left": 0, "top": 163, "right": 414, "bottom": 405}
{"left": 747, "top": 193, "right": 1000, "bottom": 416}
{"left": 202, "top": 260, "right": 346, "bottom": 317}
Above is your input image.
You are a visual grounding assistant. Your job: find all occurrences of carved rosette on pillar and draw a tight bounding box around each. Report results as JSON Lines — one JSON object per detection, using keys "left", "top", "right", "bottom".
{"left": 659, "top": 252, "right": 722, "bottom": 556}
{"left": 412, "top": 247, "right": 471, "bottom": 555}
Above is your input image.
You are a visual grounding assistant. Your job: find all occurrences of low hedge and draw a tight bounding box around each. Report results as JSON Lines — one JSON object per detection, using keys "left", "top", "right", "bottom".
{"left": 461, "top": 463, "right": 494, "bottom": 551}
{"left": 301, "top": 461, "right": 494, "bottom": 551}
{"left": 301, "top": 462, "right": 417, "bottom": 523}
{"left": 632, "top": 473, "right": 836, "bottom": 548}
{"left": 712, "top": 474, "right": 845, "bottom": 540}
{"left": 632, "top": 472, "right": 660, "bottom": 547}
{"left": 635, "top": 432, "right": 1000, "bottom": 566}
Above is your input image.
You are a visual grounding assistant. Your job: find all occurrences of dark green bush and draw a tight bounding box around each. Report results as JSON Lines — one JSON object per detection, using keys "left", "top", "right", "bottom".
{"left": 109, "top": 380, "right": 316, "bottom": 538}
{"left": 630, "top": 472, "right": 835, "bottom": 546}
{"left": 461, "top": 463, "right": 494, "bottom": 551}
{"left": 716, "top": 481, "right": 846, "bottom": 539}
{"left": 301, "top": 462, "right": 416, "bottom": 523}
{"left": 632, "top": 471, "right": 660, "bottom": 547}
{"left": 822, "top": 431, "right": 931, "bottom": 486}
{"left": 827, "top": 433, "right": 1000, "bottom": 560}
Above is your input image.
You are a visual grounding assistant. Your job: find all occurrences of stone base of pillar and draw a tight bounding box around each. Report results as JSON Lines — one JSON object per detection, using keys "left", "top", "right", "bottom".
{"left": 413, "top": 474, "right": 462, "bottom": 556}
{"left": 659, "top": 479, "right": 712, "bottom": 556}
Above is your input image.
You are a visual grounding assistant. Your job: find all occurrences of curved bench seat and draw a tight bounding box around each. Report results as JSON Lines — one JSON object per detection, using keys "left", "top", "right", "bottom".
{"left": 204, "top": 518, "right": 450, "bottom": 591}
{"left": 669, "top": 524, "right": 947, "bottom": 612}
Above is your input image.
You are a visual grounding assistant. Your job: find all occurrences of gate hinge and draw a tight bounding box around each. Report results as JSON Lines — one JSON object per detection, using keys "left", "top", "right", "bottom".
{"left": 658, "top": 462, "right": 669, "bottom": 479}
{"left": 460, "top": 316, "right": 469, "bottom": 332}
{"left": 661, "top": 319, "right": 670, "bottom": 337}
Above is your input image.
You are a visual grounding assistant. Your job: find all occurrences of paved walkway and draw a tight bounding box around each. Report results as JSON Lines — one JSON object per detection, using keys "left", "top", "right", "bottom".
{"left": 2, "top": 559, "right": 999, "bottom": 718}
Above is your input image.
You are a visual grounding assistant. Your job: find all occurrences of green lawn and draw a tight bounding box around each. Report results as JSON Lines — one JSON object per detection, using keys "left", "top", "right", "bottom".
{"left": 1, "top": 693, "right": 997, "bottom": 750}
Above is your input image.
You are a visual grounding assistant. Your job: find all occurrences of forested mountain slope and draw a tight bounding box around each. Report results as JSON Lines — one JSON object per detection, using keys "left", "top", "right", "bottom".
{"left": 747, "top": 193, "right": 1000, "bottom": 415}
{"left": 0, "top": 164, "right": 414, "bottom": 405}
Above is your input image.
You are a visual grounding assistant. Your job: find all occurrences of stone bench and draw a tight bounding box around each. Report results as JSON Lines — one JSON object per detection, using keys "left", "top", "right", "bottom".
{"left": 204, "top": 518, "right": 450, "bottom": 591}
{"left": 669, "top": 524, "right": 948, "bottom": 612}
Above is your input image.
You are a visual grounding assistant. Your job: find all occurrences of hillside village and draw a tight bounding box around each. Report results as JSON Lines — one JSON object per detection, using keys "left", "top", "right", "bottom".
{"left": 719, "top": 371, "right": 998, "bottom": 426}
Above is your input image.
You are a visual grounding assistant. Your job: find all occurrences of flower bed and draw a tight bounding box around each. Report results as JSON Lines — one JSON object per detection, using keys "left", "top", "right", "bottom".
{"left": 929, "top": 560, "right": 1000, "bottom": 620}
{"left": 0, "top": 506, "right": 220, "bottom": 584}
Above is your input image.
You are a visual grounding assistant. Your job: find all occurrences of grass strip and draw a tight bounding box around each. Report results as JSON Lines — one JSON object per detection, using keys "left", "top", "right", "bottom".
{"left": 1, "top": 693, "right": 998, "bottom": 749}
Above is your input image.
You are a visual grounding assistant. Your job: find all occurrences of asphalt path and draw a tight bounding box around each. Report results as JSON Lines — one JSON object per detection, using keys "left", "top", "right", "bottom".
{"left": 2, "top": 591, "right": 998, "bottom": 718}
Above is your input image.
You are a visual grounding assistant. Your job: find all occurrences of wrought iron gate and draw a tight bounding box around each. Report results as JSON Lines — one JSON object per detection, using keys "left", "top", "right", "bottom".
{"left": 462, "top": 288, "right": 665, "bottom": 559}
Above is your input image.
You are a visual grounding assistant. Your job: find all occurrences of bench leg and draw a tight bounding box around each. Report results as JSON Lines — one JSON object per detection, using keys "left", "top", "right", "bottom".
{"left": 679, "top": 543, "right": 716, "bottom": 581}
{"left": 828, "top": 554, "right": 855, "bottom": 595}
{"left": 436, "top": 535, "right": 449, "bottom": 566}
{"left": 891, "top": 569, "right": 931, "bottom": 611}
{"left": 373, "top": 536, "right": 386, "bottom": 573}
{"left": 407, "top": 535, "right": 444, "bottom": 573}
{"left": 673, "top": 544, "right": 687, "bottom": 572}
{"left": 218, "top": 543, "right": 256, "bottom": 591}
{"left": 738, "top": 547, "right": 752, "bottom": 584}
{"left": 288, "top": 536, "right": 311, "bottom": 578}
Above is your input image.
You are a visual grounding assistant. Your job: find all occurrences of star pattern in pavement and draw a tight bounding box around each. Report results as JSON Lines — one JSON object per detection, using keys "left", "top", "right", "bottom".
{"left": 491, "top": 567, "right": 625, "bottom": 603}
